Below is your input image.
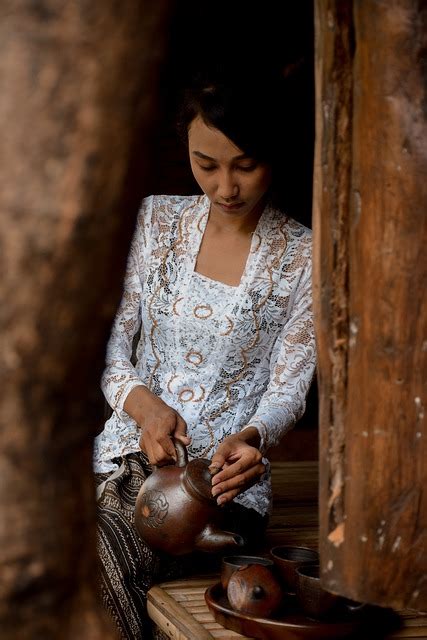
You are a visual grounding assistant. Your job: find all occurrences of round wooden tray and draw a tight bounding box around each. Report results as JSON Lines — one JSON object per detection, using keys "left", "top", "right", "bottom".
{"left": 205, "top": 582, "right": 366, "bottom": 640}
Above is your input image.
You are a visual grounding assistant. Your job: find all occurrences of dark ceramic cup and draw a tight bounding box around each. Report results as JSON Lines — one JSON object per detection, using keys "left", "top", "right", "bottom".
{"left": 295, "top": 564, "right": 341, "bottom": 619}
{"left": 221, "top": 555, "right": 274, "bottom": 591}
{"left": 270, "top": 545, "right": 319, "bottom": 593}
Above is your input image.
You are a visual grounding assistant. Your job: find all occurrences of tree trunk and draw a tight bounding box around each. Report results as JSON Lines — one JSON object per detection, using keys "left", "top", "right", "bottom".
{"left": 0, "top": 1, "right": 172, "bottom": 637}
{"left": 314, "top": 0, "right": 426, "bottom": 610}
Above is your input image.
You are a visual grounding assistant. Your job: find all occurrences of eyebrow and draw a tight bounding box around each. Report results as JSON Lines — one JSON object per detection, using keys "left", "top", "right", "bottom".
{"left": 192, "top": 151, "right": 249, "bottom": 162}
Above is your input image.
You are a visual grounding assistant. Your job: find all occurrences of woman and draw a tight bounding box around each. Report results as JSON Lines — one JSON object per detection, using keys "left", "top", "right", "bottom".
{"left": 94, "top": 68, "right": 316, "bottom": 639}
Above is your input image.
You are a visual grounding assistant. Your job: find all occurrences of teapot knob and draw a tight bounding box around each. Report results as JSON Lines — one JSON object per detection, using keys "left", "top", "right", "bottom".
{"left": 253, "top": 585, "right": 265, "bottom": 599}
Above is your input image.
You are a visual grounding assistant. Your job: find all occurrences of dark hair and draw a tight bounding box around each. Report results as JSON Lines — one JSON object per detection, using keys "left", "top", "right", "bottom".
{"left": 177, "top": 63, "right": 313, "bottom": 224}
{"left": 177, "top": 65, "right": 287, "bottom": 165}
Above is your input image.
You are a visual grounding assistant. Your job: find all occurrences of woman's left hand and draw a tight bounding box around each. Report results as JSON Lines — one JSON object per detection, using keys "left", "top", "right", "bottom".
{"left": 208, "top": 427, "right": 265, "bottom": 506}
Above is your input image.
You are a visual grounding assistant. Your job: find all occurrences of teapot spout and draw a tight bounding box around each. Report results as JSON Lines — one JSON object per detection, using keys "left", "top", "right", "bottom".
{"left": 195, "top": 524, "right": 245, "bottom": 553}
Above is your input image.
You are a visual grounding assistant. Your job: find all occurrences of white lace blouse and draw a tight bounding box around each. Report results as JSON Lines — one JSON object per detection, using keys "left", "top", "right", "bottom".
{"left": 93, "top": 194, "right": 316, "bottom": 516}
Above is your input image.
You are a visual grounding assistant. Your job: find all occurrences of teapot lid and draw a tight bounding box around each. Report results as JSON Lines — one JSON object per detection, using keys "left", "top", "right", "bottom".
{"left": 185, "top": 458, "right": 216, "bottom": 502}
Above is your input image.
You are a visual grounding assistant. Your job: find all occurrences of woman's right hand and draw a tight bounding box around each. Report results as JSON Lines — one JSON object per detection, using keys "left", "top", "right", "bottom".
{"left": 123, "top": 385, "right": 190, "bottom": 465}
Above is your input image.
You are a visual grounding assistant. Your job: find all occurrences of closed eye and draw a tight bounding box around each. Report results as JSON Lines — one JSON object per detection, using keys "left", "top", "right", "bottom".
{"left": 197, "top": 162, "right": 258, "bottom": 173}
{"left": 236, "top": 163, "right": 258, "bottom": 172}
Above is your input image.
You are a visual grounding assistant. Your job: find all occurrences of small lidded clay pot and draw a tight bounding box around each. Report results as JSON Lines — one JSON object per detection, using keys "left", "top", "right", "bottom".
{"left": 221, "top": 555, "right": 274, "bottom": 591}
{"left": 227, "top": 563, "right": 283, "bottom": 618}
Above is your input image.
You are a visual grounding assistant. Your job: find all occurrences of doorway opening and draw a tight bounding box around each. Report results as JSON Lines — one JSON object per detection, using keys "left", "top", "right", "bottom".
{"left": 145, "top": 1, "right": 318, "bottom": 461}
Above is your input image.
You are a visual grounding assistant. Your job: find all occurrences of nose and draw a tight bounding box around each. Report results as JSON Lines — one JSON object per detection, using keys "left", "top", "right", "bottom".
{"left": 218, "top": 170, "right": 239, "bottom": 201}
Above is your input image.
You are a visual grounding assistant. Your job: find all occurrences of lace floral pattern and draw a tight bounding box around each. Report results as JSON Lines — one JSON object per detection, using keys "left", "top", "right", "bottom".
{"left": 93, "top": 194, "right": 316, "bottom": 516}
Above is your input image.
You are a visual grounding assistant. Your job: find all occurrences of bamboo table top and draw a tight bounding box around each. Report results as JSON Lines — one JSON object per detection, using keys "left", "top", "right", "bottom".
{"left": 147, "top": 462, "right": 427, "bottom": 639}
{"left": 148, "top": 575, "right": 427, "bottom": 640}
{"left": 148, "top": 575, "right": 243, "bottom": 640}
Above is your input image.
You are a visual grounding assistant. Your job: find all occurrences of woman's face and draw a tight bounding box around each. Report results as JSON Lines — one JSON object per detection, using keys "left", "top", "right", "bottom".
{"left": 188, "top": 116, "right": 272, "bottom": 220}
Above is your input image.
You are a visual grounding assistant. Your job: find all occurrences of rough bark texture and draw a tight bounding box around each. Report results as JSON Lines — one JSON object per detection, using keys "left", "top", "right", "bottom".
{"left": 0, "top": 1, "right": 171, "bottom": 637}
{"left": 314, "top": 0, "right": 426, "bottom": 610}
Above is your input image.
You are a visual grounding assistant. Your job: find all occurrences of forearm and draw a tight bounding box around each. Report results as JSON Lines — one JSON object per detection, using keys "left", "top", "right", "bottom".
{"left": 250, "top": 262, "right": 316, "bottom": 453}
{"left": 123, "top": 384, "right": 152, "bottom": 425}
{"left": 101, "top": 356, "right": 145, "bottom": 412}
{"left": 101, "top": 200, "right": 151, "bottom": 412}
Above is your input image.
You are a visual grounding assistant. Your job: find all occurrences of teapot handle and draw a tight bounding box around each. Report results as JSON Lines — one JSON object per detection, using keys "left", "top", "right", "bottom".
{"left": 174, "top": 439, "right": 188, "bottom": 468}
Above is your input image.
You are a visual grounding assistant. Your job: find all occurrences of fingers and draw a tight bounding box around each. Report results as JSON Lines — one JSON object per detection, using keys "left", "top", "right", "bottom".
{"left": 130, "top": 389, "right": 191, "bottom": 465}
{"left": 209, "top": 436, "right": 265, "bottom": 506}
{"left": 211, "top": 460, "right": 265, "bottom": 505}
{"left": 173, "top": 415, "right": 192, "bottom": 446}
{"left": 210, "top": 439, "right": 262, "bottom": 481}
{"left": 208, "top": 442, "right": 232, "bottom": 475}
{"left": 209, "top": 464, "right": 222, "bottom": 477}
{"left": 139, "top": 404, "right": 192, "bottom": 466}
{"left": 139, "top": 415, "right": 179, "bottom": 466}
{"left": 140, "top": 432, "right": 175, "bottom": 466}
{"left": 157, "top": 431, "right": 180, "bottom": 462}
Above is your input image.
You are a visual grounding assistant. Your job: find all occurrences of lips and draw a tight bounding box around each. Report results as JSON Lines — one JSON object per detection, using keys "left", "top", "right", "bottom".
{"left": 218, "top": 202, "right": 244, "bottom": 210}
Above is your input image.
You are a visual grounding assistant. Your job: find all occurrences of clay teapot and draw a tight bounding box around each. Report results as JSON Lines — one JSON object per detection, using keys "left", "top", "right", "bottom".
{"left": 134, "top": 441, "right": 244, "bottom": 555}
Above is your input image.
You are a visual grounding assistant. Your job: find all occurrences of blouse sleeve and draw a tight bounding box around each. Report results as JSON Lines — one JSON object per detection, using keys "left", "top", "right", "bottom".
{"left": 243, "top": 259, "right": 316, "bottom": 454}
{"left": 100, "top": 196, "right": 152, "bottom": 412}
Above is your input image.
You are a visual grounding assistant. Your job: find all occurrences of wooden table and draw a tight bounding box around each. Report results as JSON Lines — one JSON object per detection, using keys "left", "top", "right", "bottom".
{"left": 148, "top": 575, "right": 427, "bottom": 640}
{"left": 148, "top": 575, "right": 244, "bottom": 640}
{"left": 147, "top": 462, "right": 427, "bottom": 639}
{"left": 147, "top": 460, "right": 319, "bottom": 639}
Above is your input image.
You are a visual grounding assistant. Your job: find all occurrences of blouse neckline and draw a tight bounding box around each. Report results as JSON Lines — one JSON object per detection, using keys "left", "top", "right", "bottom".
{"left": 190, "top": 194, "right": 271, "bottom": 293}
{"left": 192, "top": 270, "right": 237, "bottom": 290}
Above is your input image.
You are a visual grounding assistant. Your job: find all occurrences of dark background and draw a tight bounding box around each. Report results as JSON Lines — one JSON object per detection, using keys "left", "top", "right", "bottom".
{"left": 146, "top": 0, "right": 315, "bottom": 230}
{"left": 106, "top": 1, "right": 318, "bottom": 459}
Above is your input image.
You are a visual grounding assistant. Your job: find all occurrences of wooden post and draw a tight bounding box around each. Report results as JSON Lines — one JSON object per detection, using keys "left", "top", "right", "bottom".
{"left": 314, "top": 0, "right": 427, "bottom": 610}
{"left": 0, "top": 2, "right": 171, "bottom": 637}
